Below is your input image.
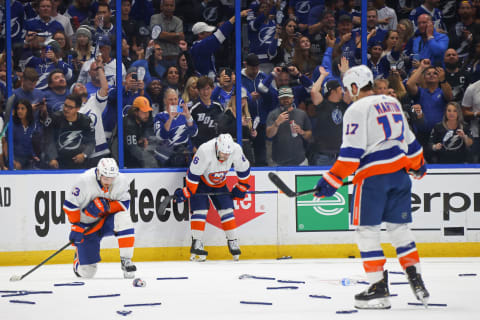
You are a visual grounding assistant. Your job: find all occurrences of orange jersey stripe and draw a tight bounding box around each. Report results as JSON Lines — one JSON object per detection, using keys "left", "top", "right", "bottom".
{"left": 330, "top": 160, "right": 359, "bottom": 180}
{"left": 186, "top": 179, "right": 199, "bottom": 194}
{"left": 109, "top": 200, "right": 124, "bottom": 214}
{"left": 191, "top": 221, "right": 206, "bottom": 231}
{"left": 221, "top": 220, "right": 237, "bottom": 231}
{"left": 353, "top": 157, "right": 410, "bottom": 184}
{"left": 63, "top": 208, "right": 81, "bottom": 224}
{"left": 352, "top": 182, "right": 363, "bottom": 226}
{"left": 238, "top": 177, "right": 250, "bottom": 185}
{"left": 84, "top": 218, "right": 105, "bottom": 235}
{"left": 399, "top": 251, "right": 420, "bottom": 269}
{"left": 408, "top": 152, "right": 424, "bottom": 171}
{"left": 363, "top": 259, "right": 387, "bottom": 273}
{"left": 118, "top": 236, "right": 135, "bottom": 248}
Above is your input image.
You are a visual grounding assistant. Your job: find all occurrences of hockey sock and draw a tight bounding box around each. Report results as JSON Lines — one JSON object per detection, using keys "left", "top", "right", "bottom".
{"left": 219, "top": 210, "right": 237, "bottom": 239}
{"left": 191, "top": 211, "right": 207, "bottom": 240}
{"left": 116, "top": 228, "right": 135, "bottom": 259}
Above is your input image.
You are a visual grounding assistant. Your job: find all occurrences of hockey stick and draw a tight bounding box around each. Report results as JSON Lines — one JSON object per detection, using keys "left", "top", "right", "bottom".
{"left": 156, "top": 190, "right": 278, "bottom": 215}
{"left": 9, "top": 219, "right": 103, "bottom": 282}
{"left": 268, "top": 172, "right": 352, "bottom": 198}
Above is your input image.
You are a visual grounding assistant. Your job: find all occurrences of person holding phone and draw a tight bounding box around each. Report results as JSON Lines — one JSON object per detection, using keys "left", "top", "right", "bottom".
{"left": 153, "top": 88, "right": 198, "bottom": 167}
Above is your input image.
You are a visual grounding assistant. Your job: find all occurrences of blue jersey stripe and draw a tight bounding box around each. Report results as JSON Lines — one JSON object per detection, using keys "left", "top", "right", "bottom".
{"left": 360, "top": 250, "right": 385, "bottom": 259}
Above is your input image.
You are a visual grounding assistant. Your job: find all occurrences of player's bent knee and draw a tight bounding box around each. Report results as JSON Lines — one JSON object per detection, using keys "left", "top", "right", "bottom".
{"left": 77, "top": 264, "right": 98, "bottom": 278}
{"left": 114, "top": 210, "right": 134, "bottom": 230}
{"left": 385, "top": 223, "right": 414, "bottom": 248}
{"left": 355, "top": 225, "right": 382, "bottom": 251}
{"left": 218, "top": 209, "right": 234, "bottom": 217}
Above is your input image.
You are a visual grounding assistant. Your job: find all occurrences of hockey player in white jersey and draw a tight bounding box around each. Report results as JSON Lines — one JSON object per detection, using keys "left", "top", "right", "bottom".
{"left": 63, "top": 158, "right": 136, "bottom": 278}
{"left": 174, "top": 133, "right": 251, "bottom": 261}
{"left": 314, "top": 65, "right": 429, "bottom": 309}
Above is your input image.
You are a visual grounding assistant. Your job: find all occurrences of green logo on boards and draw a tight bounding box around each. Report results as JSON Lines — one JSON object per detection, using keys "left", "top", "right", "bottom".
{"left": 295, "top": 175, "right": 350, "bottom": 231}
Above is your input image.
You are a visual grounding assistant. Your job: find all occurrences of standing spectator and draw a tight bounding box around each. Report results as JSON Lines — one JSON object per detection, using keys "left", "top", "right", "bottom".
{"left": 24, "top": 0, "right": 65, "bottom": 39}
{"left": 153, "top": 88, "right": 197, "bottom": 167}
{"left": 465, "top": 42, "right": 480, "bottom": 83}
{"left": 461, "top": 79, "right": 480, "bottom": 163}
{"left": 51, "top": 0, "right": 74, "bottom": 40}
{"left": 292, "top": 35, "right": 318, "bottom": 77}
{"left": 145, "top": 78, "right": 164, "bottom": 116}
{"left": 308, "top": 10, "right": 336, "bottom": 59}
{"left": 177, "top": 50, "right": 196, "bottom": 89}
{"left": 373, "top": 0, "right": 398, "bottom": 31}
{"left": 429, "top": 101, "right": 473, "bottom": 163}
{"left": 360, "top": 40, "right": 400, "bottom": 80}
{"left": 73, "top": 26, "right": 94, "bottom": 79}
{"left": 0, "top": 0, "right": 26, "bottom": 53}
{"left": 288, "top": 0, "right": 323, "bottom": 33}
{"left": 44, "top": 69, "right": 70, "bottom": 114}
{"left": 53, "top": 31, "right": 73, "bottom": 63}
{"left": 190, "top": 76, "right": 223, "bottom": 148}
{"left": 373, "top": 78, "right": 390, "bottom": 95}
{"left": 123, "top": 96, "right": 157, "bottom": 168}
{"left": 406, "top": 59, "right": 453, "bottom": 154}
{"left": 266, "top": 86, "right": 312, "bottom": 166}
{"left": 212, "top": 67, "right": 235, "bottom": 110}
{"left": 269, "top": 18, "right": 299, "bottom": 65}
{"left": 65, "top": 0, "right": 97, "bottom": 26}
{"left": 444, "top": 49, "right": 470, "bottom": 103}
{"left": 406, "top": 14, "right": 449, "bottom": 67}
{"left": 182, "top": 76, "right": 199, "bottom": 109}
{"left": 365, "top": 7, "right": 388, "bottom": 46}
{"left": 121, "top": 0, "right": 140, "bottom": 48}
{"left": 334, "top": 14, "right": 358, "bottom": 66}
{"left": 150, "top": 0, "right": 184, "bottom": 67}
{"left": 191, "top": 10, "right": 249, "bottom": 79}
{"left": 163, "top": 65, "right": 182, "bottom": 92}
{"left": 12, "top": 68, "right": 46, "bottom": 119}
{"left": 43, "top": 94, "right": 95, "bottom": 169}
{"left": 409, "top": 0, "right": 446, "bottom": 31}
{"left": 217, "top": 87, "right": 257, "bottom": 164}
{"left": 74, "top": 55, "right": 110, "bottom": 167}
{"left": 131, "top": 40, "right": 167, "bottom": 84}
{"left": 91, "top": 3, "right": 117, "bottom": 43}
{"left": 448, "top": 0, "right": 480, "bottom": 64}
{"left": 309, "top": 78, "right": 349, "bottom": 166}
{"left": 11, "top": 100, "right": 43, "bottom": 169}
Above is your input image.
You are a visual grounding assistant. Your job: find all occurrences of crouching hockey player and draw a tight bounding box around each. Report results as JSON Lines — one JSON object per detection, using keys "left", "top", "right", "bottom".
{"left": 314, "top": 65, "right": 429, "bottom": 309}
{"left": 63, "top": 158, "right": 137, "bottom": 278}
{"left": 174, "top": 133, "right": 251, "bottom": 262}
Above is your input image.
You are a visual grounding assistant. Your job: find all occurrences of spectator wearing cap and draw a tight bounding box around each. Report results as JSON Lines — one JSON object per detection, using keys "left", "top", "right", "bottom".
{"left": 373, "top": 0, "right": 397, "bottom": 31}
{"left": 25, "top": 38, "right": 73, "bottom": 90}
{"left": 356, "top": 39, "right": 400, "bottom": 80}
{"left": 189, "top": 76, "right": 223, "bottom": 148}
{"left": 124, "top": 96, "right": 157, "bottom": 168}
{"left": 77, "top": 35, "right": 127, "bottom": 86}
{"left": 266, "top": 86, "right": 312, "bottom": 166}
{"left": 241, "top": 52, "right": 273, "bottom": 166}
{"left": 309, "top": 79, "right": 349, "bottom": 166}
{"left": 74, "top": 27, "right": 94, "bottom": 64}
{"left": 153, "top": 88, "right": 197, "bottom": 167}
{"left": 405, "top": 14, "right": 449, "bottom": 67}
{"left": 149, "top": 0, "right": 185, "bottom": 65}
{"left": 218, "top": 87, "right": 257, "bottom": 165}
{"left": 24, "top": 0, "right": 65, "bottom": 40}
{"left": 43, "top": 93, "right": 95, "bottom": 169}
{"left": 247, "top": 1, "right": 277, "bottom": 73}
{"left": 145, "top": 77, "right": 164, "bottom": 116}
{"left": 190, "top": 9, "right": 249, "bottom": 79}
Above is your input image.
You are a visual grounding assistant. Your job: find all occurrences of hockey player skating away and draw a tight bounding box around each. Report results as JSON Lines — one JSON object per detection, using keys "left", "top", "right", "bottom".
{"left": 63, "top": 158, "right": 137, "bottom": 278}
{"left": 314, "top": 65, "right": 429, "bottom": 309}
{"left": 174, "top": 133, "right": 251, "bottom": 262}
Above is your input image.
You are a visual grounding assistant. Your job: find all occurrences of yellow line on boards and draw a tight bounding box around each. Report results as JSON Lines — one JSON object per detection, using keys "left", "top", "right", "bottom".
{"left": 1, "top": 243, "right": 480, "bottom": 266}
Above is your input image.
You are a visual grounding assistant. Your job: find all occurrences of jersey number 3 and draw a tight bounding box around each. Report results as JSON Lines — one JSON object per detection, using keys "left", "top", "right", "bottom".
{"left": 377, "top": 114, "right": 405, "bottom": 142}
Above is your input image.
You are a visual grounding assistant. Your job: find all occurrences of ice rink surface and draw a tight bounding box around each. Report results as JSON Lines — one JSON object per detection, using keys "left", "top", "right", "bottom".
{"left": 1, "top": 257, "right": 479, "bottom": 320}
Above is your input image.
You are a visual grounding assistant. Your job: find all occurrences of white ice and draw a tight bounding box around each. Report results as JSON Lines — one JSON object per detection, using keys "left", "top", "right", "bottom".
{"left": 1, "top": 257, "right": 479, "bottom": 320}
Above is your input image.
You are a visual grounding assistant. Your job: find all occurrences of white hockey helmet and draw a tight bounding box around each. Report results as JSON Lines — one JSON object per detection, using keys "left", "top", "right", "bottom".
{"left": 342, "top": 65, "right": 374, "bottom": 97}
{"left": 216, "top": 133, "right": 235, "bottom": 157}
{"left": 97, "top": 158, "right": 119, "bottom": 179}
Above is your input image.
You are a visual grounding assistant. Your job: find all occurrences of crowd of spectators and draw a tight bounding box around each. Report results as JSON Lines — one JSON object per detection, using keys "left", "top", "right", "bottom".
{"left": 1, "top": 0, "right": 480, "bottom": 170}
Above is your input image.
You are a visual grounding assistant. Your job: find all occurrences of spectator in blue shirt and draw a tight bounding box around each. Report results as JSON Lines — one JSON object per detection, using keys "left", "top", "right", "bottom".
{"left": 409, "top": 0, "right": 446, "bottom": 32}
{"left": 44, "top": 69, "right": 70, "bottom": 114}
{"left": 24, "top": 0, "right": 65, "bottom": 39}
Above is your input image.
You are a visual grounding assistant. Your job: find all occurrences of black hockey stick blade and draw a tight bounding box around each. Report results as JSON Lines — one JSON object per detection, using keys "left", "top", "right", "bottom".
{"left": 268, "top": 172, "right": 352, "bottom": 198}
{"left": 268, "top": 172, "right": 296, "bottom": 197}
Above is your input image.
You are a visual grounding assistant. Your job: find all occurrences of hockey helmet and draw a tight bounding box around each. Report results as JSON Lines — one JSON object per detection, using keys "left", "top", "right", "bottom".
{"left": 342, "top": 65, "right": 373, "bottom": 98}
{"left": 216, "top": 134, "right": 234, "bottom": 161}
{"left": 97, "top": 158, "right": 119, "bottom": 179}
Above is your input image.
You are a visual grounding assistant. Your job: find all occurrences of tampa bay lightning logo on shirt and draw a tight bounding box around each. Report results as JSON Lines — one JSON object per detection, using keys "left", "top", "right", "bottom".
{"left": 295, "top": 1, "right": 311, "bottom": 13}
{"left": 59, "top": 130, "right": 84, "bottom": 150}
{"left": 258, "top": 26, "right": 275, "bottom": 45}
{"left": 331, "top": 108, "right": 343, "bottom": 125}
{"left": 209, "top": 171, "right": 228, "bottom": 184}
{"left": 203, "top": 7, "right": 218, "bottom": 22}
{"left": 85, "top": 110, "right": 98, "bottom": 127}
{"left": 443, "top": 130, "right": 463, "bottom": 151}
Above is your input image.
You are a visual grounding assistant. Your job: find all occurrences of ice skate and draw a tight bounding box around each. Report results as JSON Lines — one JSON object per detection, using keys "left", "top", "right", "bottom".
{"left": 73, "top": 248, "right": 81, "bottom": 278}
{"left": 354, "top": 270, "right": 391, "bottom": 309}
{"left": 120, "top": 257, "right": 136, "bottom": 279}
{"left": 190, "top": 238, "right": 207, "bottom": 262}
{"left": 227, "top": 239, "right": 241, "bottom": 261}
{"left": 406, "top": 266, "right": 430, "bottom": 307}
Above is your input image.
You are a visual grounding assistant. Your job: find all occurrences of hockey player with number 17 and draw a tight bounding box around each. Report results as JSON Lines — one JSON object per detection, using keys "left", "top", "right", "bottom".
{"left": 314, "top": 65, "right": 429, "bottom": 309}
{"left": 62, "top": 158, "right": 137, "bottom": 279}
{"left": 174, "top": 133, "right": 251, "bottom": 262}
